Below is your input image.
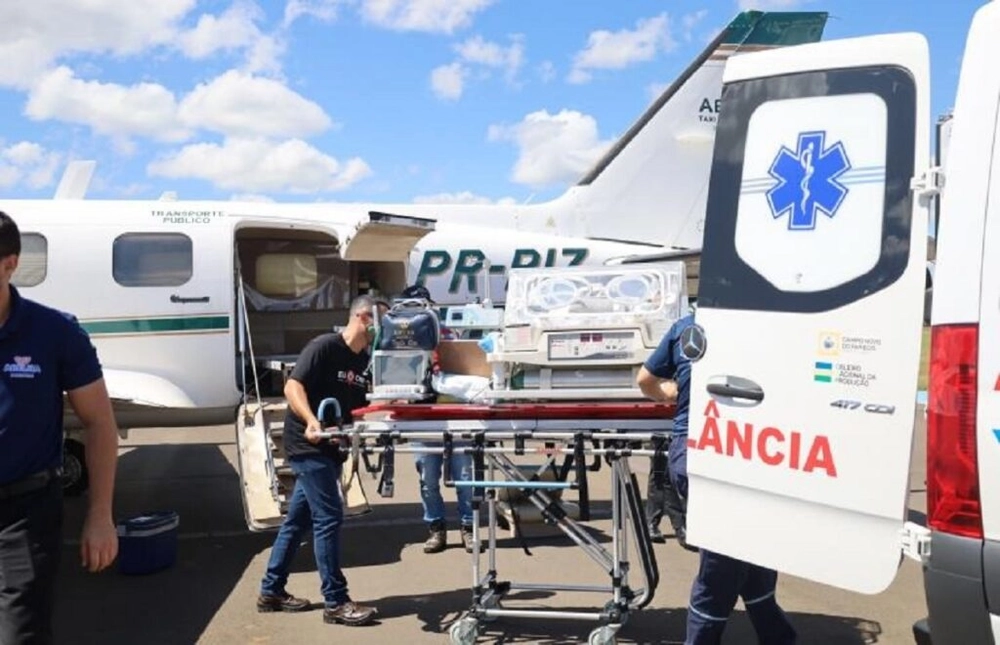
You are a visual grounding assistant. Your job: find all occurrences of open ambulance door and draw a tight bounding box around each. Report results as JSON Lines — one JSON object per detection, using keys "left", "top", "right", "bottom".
{"left": 341, "top": 210, "right": 436, "bottom": 262}
{"left": 685, "top": 33, "right": 932, "bottom": 594}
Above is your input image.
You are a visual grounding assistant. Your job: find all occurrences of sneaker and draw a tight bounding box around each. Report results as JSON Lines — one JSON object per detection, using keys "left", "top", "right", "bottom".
{"left": 461, "top": 525, "right": 484, "bottom": 553}
{"left": 424, "top": 520, "right": 447, "bottom": 553}
{"left": 257, "top": 592, "right": 311, "bottom": 613}
{"left": 324, "top": 601, "right": 378, "bottom": 626}
{"left": 648, "top": 525, "right": 666, "bottom": 544}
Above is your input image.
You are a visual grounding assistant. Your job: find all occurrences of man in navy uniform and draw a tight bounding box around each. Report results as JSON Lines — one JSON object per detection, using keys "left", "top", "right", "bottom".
{"left": 637, "top": 312, "right": 796, "bottom": 644}
{"left": 0, "top": 212, "right": 120, "bottom": 644}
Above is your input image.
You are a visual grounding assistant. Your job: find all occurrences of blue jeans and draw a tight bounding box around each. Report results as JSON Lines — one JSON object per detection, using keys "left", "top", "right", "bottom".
{"left": 260, "top": 454, "right": 349, "bottom": 607}
{"left": 412, "top": 443, "right": 474, "bottom": 526}
{"left": 670, "top": 436, "right": 796, "bottom": 644}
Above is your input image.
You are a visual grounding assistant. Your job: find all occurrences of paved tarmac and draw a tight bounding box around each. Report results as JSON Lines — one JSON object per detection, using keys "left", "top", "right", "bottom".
{"left": 53, "top": 412, "right": 929, "bottom": 644}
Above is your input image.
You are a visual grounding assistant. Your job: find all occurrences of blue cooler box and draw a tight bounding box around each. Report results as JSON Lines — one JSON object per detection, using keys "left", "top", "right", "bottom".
{"left": 116, "top": 511, "right": 179, "bottom": 575}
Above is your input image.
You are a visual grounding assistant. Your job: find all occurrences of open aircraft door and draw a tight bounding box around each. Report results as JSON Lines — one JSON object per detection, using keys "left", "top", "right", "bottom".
{"left": 341, "top": 210, "right": 436, "bottom": 262}
{"left": 685, "top": 33, "right": 933, "bottom": 594}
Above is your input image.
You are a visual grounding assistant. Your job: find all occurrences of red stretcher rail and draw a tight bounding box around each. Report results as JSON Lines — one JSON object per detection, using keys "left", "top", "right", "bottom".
{"left": 354, "top": 401, "right": 676, "bottom": 422}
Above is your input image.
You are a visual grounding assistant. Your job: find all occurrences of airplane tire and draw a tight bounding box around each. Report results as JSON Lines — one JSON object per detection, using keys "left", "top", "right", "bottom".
{"left": 62, "top": 439, "right": 89, "bottom": 497}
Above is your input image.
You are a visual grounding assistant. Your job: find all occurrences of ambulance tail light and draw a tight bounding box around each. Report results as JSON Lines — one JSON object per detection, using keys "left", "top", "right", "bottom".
{"left": 926, "top": 323, "right": 982, "bottom": 539}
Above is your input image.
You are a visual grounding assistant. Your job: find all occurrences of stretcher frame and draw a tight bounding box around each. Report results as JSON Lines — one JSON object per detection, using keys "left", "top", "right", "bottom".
{"left": 316, "top": 401, "right": 675, "bottom": 645}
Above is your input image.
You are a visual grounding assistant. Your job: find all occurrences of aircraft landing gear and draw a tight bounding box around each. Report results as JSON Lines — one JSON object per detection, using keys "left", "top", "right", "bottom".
{"left": 62, "top": 438, "right": 89, "bottom": 497}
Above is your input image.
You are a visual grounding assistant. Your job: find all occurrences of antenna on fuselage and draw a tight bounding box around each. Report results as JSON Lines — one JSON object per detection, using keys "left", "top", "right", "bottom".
{"left": 53, "top": 160, "right": 96, "bottom": 200}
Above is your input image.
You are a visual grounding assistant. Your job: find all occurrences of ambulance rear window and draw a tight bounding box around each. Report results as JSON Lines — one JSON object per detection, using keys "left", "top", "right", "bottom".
{"left": 698, "top": 65, "right": 917, "bottom": 313}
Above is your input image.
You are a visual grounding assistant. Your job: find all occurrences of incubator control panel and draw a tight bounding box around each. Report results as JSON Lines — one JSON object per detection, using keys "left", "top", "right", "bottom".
{"left": 547, "top": 331, "right": 637, "bottom": 362}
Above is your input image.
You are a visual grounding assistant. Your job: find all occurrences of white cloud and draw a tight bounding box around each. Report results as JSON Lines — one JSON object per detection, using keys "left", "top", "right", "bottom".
{"left": 284, "top": 0, "right": 346, "bottom": 27}
{"left": 412, "top": 191, "right": 516, "bottom": 205}
{"left": 178, "top": 70, "right": 332, "bottom": 138}
{"left": 25, "top": 67, "right": 334, "bottom": 145}
{"left": 431, "top": 34, "right": 525, "bottom": 101}
{"left": 231, "top": 193, "right": 276, "bottom": 202}
{"left": 537, "top": 61, "right": 557, "bottom": 84}
{"left": 0, "top": 142, "right": 62, "bottom": 190}
{"left": 430, "top": 63, "right": 465, "bottom": 100}
{"left": 148, "top": 138, "right": 372, "bottom": 194}
{"left": 568, "top": 13, "right": 676, "bottom": 84}
{"left": 455, "top": 34, "right": 525, "bottom": 83}
{"left": 0, "top": 1, "right": 195, "bottom": 89}
{"left": 682, "top": 10, "right": 709, "bottom": 41}
{"left": 487, "top": 110, "right": 613, "bottom": 188}
{"left": 360, "top": 0, "right": 495, "bottom": 34}
{"left": 177, "top": 2, "right": 260, "bottom": 59}
{"left": 176, "top": 2, "right": 285, "bottom": 75}
{"left": 25, "top": 67, "right": 191, "bottom": 144}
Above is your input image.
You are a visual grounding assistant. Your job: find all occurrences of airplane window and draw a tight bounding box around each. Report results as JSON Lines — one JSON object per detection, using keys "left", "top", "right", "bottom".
{"left": 113, "top": 233, "right": 193, "bottom": 287}
{"left": 11, "top": 233, "right": 47, "bottom": 287}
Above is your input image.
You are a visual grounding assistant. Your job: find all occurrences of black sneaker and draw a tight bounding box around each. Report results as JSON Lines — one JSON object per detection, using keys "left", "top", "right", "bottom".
{"left": 648, "top": 525, "right": 667, "bottom": 544}
{"left": 257, "top": 592, "right": 311, "bottom": 613}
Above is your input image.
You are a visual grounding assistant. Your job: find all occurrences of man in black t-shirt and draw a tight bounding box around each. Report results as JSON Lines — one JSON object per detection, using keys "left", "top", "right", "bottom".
{"left": 258, "top": 295, "right": 383, "bottom": 627}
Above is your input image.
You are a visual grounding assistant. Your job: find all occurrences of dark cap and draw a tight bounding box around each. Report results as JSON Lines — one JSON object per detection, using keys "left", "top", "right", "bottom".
{"left": 400, "top": 284, "right": 433, "bottom": 303}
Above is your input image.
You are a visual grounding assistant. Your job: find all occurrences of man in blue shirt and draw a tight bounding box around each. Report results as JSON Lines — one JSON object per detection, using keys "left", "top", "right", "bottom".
{"left": 637, "top": 312, "right": 796, "bottom": 644}
{"left": 637, "top": 313, "right": 694, "bottom": 550}
{"left": 0, "top": 211, "right": 120, "bottom": 644}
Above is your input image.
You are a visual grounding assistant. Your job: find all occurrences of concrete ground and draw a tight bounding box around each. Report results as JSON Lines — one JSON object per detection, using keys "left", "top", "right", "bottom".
{"left": 53, "top": 413, "right": 929, "bottom": 644}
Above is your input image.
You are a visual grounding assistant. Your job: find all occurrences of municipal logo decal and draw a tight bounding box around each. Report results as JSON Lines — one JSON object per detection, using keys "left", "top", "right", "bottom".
{"left": 4, "top": 355, "right": 42, "bottom": 379}
{"left": 766, "top": 130, "right": 851, "bottom": 231}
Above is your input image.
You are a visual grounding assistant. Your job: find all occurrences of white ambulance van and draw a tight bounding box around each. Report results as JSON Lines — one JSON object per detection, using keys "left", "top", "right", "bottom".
{"left": 679, "top": 2, "right": 1000, "bottom": 643}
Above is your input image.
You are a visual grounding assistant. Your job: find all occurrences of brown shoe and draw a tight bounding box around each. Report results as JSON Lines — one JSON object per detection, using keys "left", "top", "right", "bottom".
{"left": 257, "top": 592, "right": 311, "bottom": 613}
{"left": 461, "top": 525, "right": 484, "bottom": 553}
{"left": 324, "top": 601, "right": 378, "bottom": 626}
{"left": 424, "top": 520, "right": 447, "bottom": 553}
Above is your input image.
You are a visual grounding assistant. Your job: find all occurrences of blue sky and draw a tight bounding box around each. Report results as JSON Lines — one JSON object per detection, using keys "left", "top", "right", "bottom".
{"left": 0, "top": 0, "right": 984, "bottom": 206}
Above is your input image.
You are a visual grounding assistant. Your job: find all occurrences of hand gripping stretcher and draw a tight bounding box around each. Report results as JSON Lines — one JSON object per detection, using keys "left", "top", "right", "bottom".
{"left": 315, "top": 398, "right": 675, "bottom": 645}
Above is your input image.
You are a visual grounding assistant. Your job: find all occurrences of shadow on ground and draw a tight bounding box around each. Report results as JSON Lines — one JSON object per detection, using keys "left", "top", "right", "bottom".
{"left": 364, "top": 586, "right": 883, "bottom": 645}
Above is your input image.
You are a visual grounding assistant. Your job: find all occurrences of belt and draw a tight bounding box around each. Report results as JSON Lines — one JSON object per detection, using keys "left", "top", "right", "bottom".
{"left": 0, "top": 468, "right": 62, "bottom": 501}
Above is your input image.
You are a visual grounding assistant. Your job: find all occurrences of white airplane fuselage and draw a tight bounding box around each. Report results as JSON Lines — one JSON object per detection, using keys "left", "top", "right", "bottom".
{"left": 7, "top": 197, "right": 648, "bottom": 429}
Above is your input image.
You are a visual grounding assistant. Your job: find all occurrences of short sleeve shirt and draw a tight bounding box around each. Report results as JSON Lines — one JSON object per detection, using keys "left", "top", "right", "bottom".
{"left": 283, "top": 332, "right": 371, "bottom": 461}
{"left": 0, "top": 286, "right": 103, "bottom": 485}
{"left": 643, "top": 314, "right": 694, "bottom": 436}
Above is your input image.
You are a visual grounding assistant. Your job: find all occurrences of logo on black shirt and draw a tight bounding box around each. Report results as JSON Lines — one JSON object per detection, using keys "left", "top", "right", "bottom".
{"left": 338, "top": 369, "right": 369, "bottom": 389}
{"left": 4, "top": 355, "right": 42, "bottom": 379}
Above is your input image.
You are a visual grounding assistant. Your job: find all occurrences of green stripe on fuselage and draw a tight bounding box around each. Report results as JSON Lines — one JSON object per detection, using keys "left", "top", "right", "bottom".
{"left": 81, "top": 315, "right": 230, "bottom": 335}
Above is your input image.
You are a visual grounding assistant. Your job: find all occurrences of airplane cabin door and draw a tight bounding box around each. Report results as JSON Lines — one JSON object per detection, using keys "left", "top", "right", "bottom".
{"left": 685, "top": 34, "right": 931, "bottom": 594}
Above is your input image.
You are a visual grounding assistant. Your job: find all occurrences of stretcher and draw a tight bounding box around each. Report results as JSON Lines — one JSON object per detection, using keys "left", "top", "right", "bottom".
{"left": 316, "top": 399, "right": 676, "bottom": 645}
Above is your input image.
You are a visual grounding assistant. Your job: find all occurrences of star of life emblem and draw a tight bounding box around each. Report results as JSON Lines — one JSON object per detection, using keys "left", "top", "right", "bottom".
{"left": 766, "top": 130, "right": 852, "bottom": 231}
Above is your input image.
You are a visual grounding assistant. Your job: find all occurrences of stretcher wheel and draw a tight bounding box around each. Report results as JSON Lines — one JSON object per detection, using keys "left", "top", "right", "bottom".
{"left": 449, "top": 616, "right": 479, "bottom": 644}
{"left": 479, "top": 595, "right": 501, "bottom": 623}
{"left": 588, "top": 625, "right": 620, "bottom": 645}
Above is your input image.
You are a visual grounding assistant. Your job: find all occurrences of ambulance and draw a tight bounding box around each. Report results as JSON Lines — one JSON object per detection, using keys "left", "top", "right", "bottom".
{"left": 677, "top": 2, "right": 1000, "bottom": 643}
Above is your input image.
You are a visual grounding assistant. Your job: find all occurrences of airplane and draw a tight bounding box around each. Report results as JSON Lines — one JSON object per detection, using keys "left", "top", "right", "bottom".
{"left": 1, "top": 9, "right": 829, "bottom": 495}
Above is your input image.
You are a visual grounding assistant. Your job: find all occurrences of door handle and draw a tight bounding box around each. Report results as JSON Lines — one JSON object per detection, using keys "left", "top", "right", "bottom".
{"left": 706, "top": 376, "right": 764, "bottom": 403}
{"left": 171, "top": 294, "right": 210, "bottom": 304}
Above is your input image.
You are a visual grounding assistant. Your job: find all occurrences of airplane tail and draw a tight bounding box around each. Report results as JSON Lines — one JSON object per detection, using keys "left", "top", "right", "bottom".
{"left": 544, "top": 10, "right": 829, "bottom": 250}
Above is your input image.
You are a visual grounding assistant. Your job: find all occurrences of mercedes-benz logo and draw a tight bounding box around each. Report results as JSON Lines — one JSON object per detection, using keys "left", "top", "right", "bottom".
{"left": 679, "top": 323, "right": 707, "bottom": 361}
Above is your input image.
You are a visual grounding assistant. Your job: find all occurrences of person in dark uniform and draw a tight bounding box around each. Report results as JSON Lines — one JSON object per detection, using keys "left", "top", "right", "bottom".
{"left": 645, "top": 433, "right": 692, "bottom": 548}
{"left": 0, "top": 212, "right": 120, "bottom": 644}
{"left": 257, "top": 295, "right": 381, "bottom": 627}
{"left": 637, "top": 313, "right": 796, "bottom": 644}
